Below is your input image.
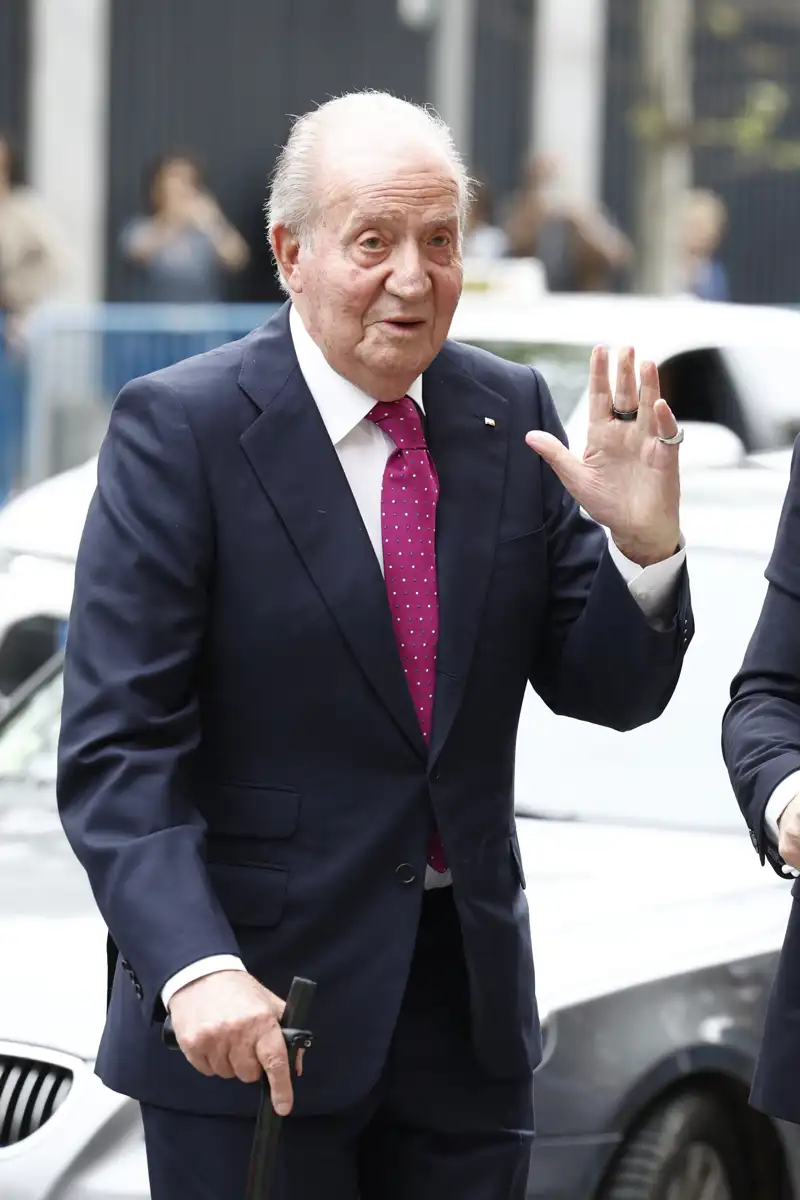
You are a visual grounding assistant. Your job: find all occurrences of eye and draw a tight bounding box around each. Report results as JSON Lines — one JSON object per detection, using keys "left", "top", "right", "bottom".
{"left": 360, "top": 235, "right": 384, "bottom": 252}
{"left": 429, "top": 233, "right": 452, "bottom": 249}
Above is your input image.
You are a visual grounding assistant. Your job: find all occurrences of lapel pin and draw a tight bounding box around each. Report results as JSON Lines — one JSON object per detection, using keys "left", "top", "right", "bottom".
{"left": 484, "top": 417, "right": 496, "bottom": 427}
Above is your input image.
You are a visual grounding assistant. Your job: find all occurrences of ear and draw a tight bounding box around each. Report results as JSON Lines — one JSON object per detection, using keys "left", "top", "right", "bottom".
{"left": 271, "top": 224, "right": 303, "bottom": 293}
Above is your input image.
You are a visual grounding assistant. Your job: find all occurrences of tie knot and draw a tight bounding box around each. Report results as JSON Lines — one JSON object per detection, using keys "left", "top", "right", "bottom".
{"left": 366, "top": 396, "right": 427, "bottom": 451}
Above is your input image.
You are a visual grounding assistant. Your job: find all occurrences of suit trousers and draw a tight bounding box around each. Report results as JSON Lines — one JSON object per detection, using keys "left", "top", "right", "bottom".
{"left": 141, "top": 888, "right": 535, "bottom": 1200}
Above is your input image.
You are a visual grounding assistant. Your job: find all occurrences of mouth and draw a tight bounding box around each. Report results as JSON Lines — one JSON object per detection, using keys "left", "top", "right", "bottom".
{"left": 381, "top": 317, "right": 426, "bottom": 332}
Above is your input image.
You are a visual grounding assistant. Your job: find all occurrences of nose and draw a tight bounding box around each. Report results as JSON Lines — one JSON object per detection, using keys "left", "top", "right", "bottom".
{"left": 386, "top": 240, "right": 431, "bottom": 300}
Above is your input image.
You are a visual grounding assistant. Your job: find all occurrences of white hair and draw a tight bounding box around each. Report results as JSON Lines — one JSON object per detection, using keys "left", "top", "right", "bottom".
{"left": 266, "top": 90, "right": 472, "bottom": 287}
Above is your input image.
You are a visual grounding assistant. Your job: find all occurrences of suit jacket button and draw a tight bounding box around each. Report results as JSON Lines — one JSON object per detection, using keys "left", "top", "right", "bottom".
{"left": 395, "top": 863, "right": 416, "bottom": 884}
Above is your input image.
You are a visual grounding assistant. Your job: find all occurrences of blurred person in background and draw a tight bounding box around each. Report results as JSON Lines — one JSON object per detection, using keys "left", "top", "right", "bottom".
{"left": 681, "top": 188, "right": 730, "bottom": 302}
{"left": 119, "top": 153, "right": 250, "bottom": 303}
{"left": 58, "top": 91, "right": 691, "bottom": 1200}
{"left": 0, "top": 131, "right": 70, "bottom": 498}
{"left": 504, "top": 153, "right": 633, "bottom": 292}
{"left": 462, "top": 174, "right": 509, "bottom": 259}
{"left": 723, "top": 442, "right": 800, "bottom": 1126}
{"left": 0, "top": 131, "right": 69, "bottom": 341}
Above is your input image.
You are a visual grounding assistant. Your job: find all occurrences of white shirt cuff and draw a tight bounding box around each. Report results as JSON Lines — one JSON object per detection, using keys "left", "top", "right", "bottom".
{"left": 608, "top": 534, "right": 686, "bottom": 627}
{"left": 764, "top": 770, "right": 800, "bottom": 843}
{"left": 161, "top": 954, "right": 247, "bottom": 1011}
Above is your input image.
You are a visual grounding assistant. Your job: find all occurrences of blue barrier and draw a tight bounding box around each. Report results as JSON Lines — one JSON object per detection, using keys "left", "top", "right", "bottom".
{"left": 23, "top": 303, "right": 283, "bottom": 484}
{"left": 0, "top": 317, "right": 28, "bottom": 503}
{"left": 93, "top": 303, "right": 281, "bottom": 399}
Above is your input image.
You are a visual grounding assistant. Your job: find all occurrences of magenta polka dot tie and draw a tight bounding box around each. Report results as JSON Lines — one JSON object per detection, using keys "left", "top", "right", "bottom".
{"left": 366, "top": 397, "right": 447, "bottom": 873}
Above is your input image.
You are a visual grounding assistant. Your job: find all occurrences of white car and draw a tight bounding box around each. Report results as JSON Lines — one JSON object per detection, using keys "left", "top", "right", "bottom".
{"left": 0, "top": 289, "right": 794, "bottom": 687}
{"left": 0, "top": 460, "right": 96, "bottom": 696}
{"left": 0, "top": 292, "right": 796, "bottom": 695}
{"left": 451, "top": 291, "right": 800, "bottom": 463}
{"left": 2, "top": 463, "right": 800, "bottom": 1198}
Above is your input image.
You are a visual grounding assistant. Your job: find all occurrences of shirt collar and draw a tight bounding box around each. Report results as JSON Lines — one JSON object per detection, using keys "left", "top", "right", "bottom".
{"left": 289, "top": 303, "right": 424, "bottom": 447}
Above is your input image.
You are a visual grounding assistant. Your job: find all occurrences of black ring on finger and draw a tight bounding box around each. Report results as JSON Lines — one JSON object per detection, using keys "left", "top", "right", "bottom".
{"left": 611, "top": 404, "right": 638, "bottom": 421}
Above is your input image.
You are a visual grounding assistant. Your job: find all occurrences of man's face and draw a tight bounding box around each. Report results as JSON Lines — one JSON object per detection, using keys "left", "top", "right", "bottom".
{"left": 276, "top": 146, "right": 463, "bottom": 400}
{"left": 154, "top": 160, "right": 200, "bottom": 217}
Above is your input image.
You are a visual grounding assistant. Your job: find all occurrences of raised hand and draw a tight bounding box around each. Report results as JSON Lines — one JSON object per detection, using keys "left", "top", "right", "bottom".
{"left": 526, "top": 346, "right": 682, "bottom": 567}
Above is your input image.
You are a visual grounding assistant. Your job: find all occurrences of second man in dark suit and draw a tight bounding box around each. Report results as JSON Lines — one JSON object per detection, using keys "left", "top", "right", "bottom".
{"left": 724, "top": 438, "right": 800, "bottom": 1126}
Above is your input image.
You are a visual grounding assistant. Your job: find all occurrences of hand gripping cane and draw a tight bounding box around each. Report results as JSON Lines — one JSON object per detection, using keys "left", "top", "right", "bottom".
{"left": 162, "top": 976, "right": 316, "bottom": 1198}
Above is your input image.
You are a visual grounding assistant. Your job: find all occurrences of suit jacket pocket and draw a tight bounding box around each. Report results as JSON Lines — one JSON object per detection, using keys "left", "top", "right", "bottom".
{"left": 205, "top": 783, "right": 301, "bottom": 839}
{"left": 493, "top": 527, "right": 546, "bottom": 572}
{"left": 207, "top": 861, "right": 289, "bottom": 927}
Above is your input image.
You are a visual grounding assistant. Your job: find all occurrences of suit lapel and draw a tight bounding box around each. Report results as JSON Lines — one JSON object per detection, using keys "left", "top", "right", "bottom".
{"left": 238, "top": 307, "right": 427, "bottom": 760}
{"left": 424, "top": 347, "right": 509, "bottom": 766}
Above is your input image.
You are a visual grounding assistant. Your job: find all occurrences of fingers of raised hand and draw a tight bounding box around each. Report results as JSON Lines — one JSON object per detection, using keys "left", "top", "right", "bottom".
{"left": 653, "top": 397, "right": 680, "bottom": 445}
{"left": 636, "top": 360, "right": 660, "bottom": 421}
{"left": 588, "top": 345, "right": 612, "bottom": 423}
{"left": 525, "top": 430, "right": 584, "bottom": 496}
{"left": 612, "top": 346, "right": 638, "bottom": 418}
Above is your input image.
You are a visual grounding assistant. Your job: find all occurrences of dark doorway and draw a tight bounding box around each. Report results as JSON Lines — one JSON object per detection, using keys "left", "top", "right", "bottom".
{"left": 0, "top": 0, "right": 30, "bottom": 158}
{"left": 105, "top": 0, "right": 431, "bottom": 303}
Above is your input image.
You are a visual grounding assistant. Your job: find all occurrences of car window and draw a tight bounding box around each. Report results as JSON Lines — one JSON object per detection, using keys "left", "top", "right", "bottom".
{"left": 722, "top": 345, "right": 800, "bottom": 446}
{"left": 0, "top": 616, "right": 64, "bottom": 696}
{"left": 658, "top": 349, "right": 752, "bottom": 448}
{"left": 464, "top": 341, "right": 593, "bottom": 422}
{"left": 514, "top": 545, "right": 770, "bottom": 832}
{"left": 0, "top": 669, "right": 63, "bottom": 786}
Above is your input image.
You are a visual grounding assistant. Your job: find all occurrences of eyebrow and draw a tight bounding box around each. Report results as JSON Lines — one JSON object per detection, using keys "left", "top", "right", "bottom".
{"left": 347, "top": 210, "right": 460, "bottom": 233}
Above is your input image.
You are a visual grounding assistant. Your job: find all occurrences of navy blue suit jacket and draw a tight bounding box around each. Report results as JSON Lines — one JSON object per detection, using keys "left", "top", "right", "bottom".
{"left": 723, "top": 437, "right": 800, "bottom": 1124}
{"left": 57, "top": 303, "right": 693, "bottom": 1117}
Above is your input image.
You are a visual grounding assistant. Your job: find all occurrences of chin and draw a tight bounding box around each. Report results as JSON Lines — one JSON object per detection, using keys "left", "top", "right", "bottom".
{"left": 381, "top": 358, "right": 429, "bottom": 387}
{"left": 364, "top": 342, "right": 419, "bottom": 369}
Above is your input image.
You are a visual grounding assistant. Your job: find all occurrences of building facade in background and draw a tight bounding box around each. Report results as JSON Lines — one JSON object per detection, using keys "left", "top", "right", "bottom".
{"left": 0, "top": 2, "right": 28, "bottom": 159}
{"left": 2, "top": 0, "right": 800, "bottom": 305}
{"left": 605, "top": 0, "right": 800, "bottom": 304}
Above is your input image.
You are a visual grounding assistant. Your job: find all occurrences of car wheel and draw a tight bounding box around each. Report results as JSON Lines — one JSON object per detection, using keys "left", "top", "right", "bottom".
{"left": 599, "top": 1091, "right": 748, "bottom": 1200}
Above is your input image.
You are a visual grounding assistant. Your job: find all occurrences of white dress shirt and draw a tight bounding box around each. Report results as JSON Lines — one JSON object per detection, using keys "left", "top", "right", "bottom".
{"left": 161, "top": 305, "right": 688, "bottom": 1009}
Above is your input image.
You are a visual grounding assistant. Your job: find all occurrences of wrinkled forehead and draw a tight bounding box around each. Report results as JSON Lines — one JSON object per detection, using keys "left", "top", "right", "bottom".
{"left": 316, "top": 139, "right": 462, "bottom": 232}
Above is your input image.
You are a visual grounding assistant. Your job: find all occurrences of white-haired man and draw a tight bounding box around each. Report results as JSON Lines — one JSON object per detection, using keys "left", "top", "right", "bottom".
{"left": 57, "top": 92, "right": 692, "bottom": 1198}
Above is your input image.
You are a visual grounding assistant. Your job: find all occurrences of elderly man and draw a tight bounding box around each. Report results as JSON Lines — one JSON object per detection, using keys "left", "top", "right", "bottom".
{"left": 57, "top": 92, "right": 692, "bottom": 1199}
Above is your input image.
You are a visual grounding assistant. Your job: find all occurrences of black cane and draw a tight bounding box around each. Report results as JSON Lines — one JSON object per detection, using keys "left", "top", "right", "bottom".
{"left": 162, "top": 976, "right": 316, "bottom": 1199}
